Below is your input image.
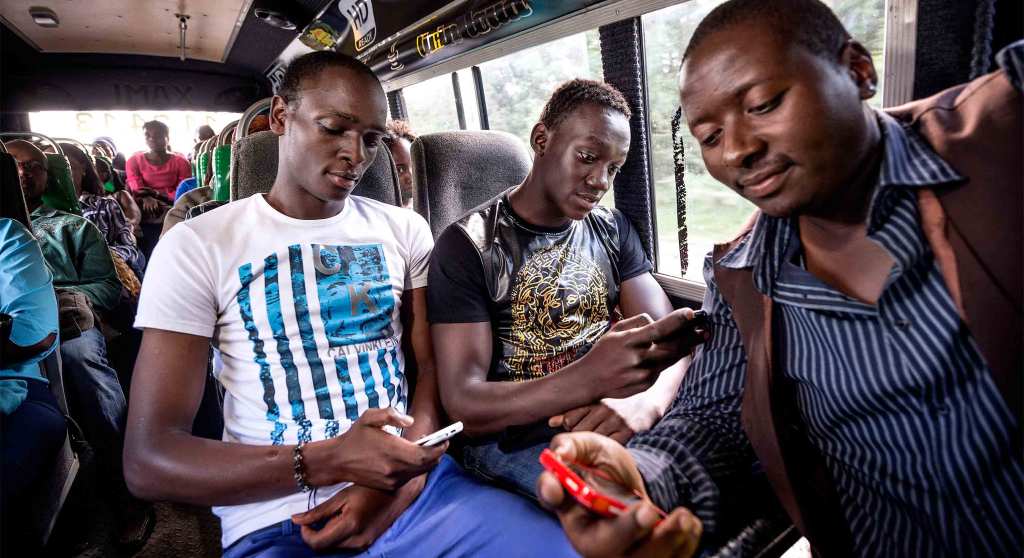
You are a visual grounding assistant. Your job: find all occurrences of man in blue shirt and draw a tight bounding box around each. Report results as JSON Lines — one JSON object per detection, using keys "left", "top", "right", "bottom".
{"left": 537, "top": 1, "right": 1023, "bottom": 556}
{"left": 0, "top": 215, "right": 66, "bottom": 553}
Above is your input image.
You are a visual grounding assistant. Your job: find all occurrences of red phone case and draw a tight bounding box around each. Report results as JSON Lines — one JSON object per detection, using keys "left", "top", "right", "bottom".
{"left": 539, "top": 449, "right": 630, "bottom": 518}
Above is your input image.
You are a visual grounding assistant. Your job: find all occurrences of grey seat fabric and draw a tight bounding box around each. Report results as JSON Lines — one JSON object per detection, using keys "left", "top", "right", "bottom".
{"left": 411, "top": 130, "right": 532, "bottom": 238}
{"left": 229, "top": 130, "right": 402, "bottom": 205}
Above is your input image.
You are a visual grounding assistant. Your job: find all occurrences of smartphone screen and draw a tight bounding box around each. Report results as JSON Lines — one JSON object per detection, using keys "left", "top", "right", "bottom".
{"left": 565, "top": 461, "right": 644, "bottom": 511}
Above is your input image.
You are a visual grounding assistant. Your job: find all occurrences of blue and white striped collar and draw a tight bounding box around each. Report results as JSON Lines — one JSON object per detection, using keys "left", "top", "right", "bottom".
{"left": 716, "top": 110, "right": 963, "bottom": 280}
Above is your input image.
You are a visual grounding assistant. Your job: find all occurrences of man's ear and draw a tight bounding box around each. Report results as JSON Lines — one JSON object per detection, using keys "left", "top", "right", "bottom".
{"left": 269, "top": 95, "right": 290, "bottom": 136}
{"left": 840, "top": 40, "right": 879, "bottom": 100}
{"left": 530, "top": 122, "right": 549, "bottom": 157}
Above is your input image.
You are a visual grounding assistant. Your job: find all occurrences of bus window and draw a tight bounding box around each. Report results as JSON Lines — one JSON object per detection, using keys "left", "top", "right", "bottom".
{"left": 477, "top": 30, "right": 604, "bottom": 146}
{"left": 404, "top": 73, "right": 466, "bottom": 134}
{"left": 644, "top": 0, "right": 888, "bottom": 281}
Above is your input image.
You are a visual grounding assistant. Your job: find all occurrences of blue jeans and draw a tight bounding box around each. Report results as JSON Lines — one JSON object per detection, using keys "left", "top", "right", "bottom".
{"left": 462, "top": 440, "right": 549, "bottom": 501}
{"left": 223, "top": 456, "right": 578, "bottom": 558}
{"left": 1, "top": 378, "right": 67, "bottom": 552}
{"left": 60, "top": 328, "right": 128, "bottom": 492}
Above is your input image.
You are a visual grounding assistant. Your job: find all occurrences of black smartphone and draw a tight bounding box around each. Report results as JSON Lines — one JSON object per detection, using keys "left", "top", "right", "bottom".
{"left": 655, "top": 309, "right": 711, "bottom": 353}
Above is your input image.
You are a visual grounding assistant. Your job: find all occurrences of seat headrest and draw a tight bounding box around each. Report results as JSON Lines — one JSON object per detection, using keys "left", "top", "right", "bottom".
{"left": 412, "top": 130, "right": 532, "bottom": 238}
{"left": 230, "top": 130, "right": 402, "bottom": 206}
{"left": 230, "top": 131, "right": 278, "bottom": 201}
{"left": 43, "top": 153, "right": 81, "bottom": 214}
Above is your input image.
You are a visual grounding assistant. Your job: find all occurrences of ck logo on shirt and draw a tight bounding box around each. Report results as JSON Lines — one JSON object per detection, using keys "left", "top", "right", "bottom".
{"left": 235, "top": 243, "right": 402, "bottom": 444}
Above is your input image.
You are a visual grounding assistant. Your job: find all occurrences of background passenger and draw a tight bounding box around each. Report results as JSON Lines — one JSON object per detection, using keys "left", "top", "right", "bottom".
{"left": 125, "top": 120, "right": 191, "bottom": 261}
{"left": 429, "top": 79, "right": 692, "bottom": 498}
{"left": 382, "top": 119, "right": 416, "bottom": 209}
{"left": 5, "top": 139, "right": 154, "bottom": 552}
{"left": 93, "top": 136, "right": 126, "bottom": 175}
{"left": 60, "top": 142, "right": 146, "bottom": 279}
{"left": 195, "top": 124, "right": 215, "bottom": 144}
{"left": 0, "top": 215, "right": 66, "bottom": 555}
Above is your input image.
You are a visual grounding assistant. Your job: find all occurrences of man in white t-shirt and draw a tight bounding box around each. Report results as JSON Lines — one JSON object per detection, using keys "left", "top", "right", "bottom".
{"left": 126, "top": 51, "right": 578, "bottom": 557}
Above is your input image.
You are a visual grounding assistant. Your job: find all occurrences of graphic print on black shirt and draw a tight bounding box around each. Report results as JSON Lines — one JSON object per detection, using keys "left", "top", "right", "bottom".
{"left": 506, "top": 242, "right": 610, "bottom": 379}
{"left": 429, "top": 193, "right": 652, "bottom": 382}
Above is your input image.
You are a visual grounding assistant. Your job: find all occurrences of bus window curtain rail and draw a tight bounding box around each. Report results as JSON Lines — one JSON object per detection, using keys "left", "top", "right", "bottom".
{"left": 598, "top": 17, "right": 658, "bottom": 262}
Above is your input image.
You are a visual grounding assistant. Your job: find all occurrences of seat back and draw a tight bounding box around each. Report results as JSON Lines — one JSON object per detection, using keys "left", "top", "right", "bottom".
{"left": 34, "top": 349, "right": 79, "bottom": 545}
{"left": 229, "top": 130, "right": 402, "bottom": 205}
{"left": 43, "top": 153, "right": 81, "bottom": 214}
{"left": 412, "top": 130, "right": 532, "bottom": 238}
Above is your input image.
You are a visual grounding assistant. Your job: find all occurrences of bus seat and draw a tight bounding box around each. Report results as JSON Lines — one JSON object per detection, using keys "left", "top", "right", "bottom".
{"left": 196, "top": 152, "right": 211, "bottom": 189}
{"left": 211, "top": 145, "right": 232, "bottom": 202}
{"left": 229, "top": 131, "right": 277, "bottom": 200}
{"left": 43, "top": 153, "right": 81, "bottom": 214}
{"left": 33, "top": 349, "right": 80, "bottom": 546}
{"left": 358, "top": 142, "right": 402, "bottom": 206}
{"left": 411, "top": 131, "right": 531, "bottom": 238}
{"left": 229, "top": 130, "right": 403, "bottom": 206}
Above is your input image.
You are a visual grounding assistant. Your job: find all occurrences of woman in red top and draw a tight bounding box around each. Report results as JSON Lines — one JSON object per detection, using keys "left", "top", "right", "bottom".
{"left": 125, "top": 120, "right": 192, "bottom": 204}
{"left": 126, "top": 120, "right": 193, "bottom": 260}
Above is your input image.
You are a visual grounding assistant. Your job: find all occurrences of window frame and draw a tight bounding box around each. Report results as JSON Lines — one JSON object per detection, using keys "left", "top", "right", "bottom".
{"left": 389, "top": 0, "right": 917, "bottom": 302}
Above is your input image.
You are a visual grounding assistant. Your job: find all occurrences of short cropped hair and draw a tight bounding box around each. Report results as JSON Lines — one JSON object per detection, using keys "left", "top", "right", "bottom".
{"left": 277, "top": 51, "right": 380, "bottom": 107}
{"left": 383, "top": 119, "right": 417, "bottom": 149}
{"left": 143, "top": 120, "right": 170, "bottom": 137}
{"left": 539, "top": 79, "right": 631, "bottom": 131}
{"left": 683, "top": 0, "right": 851, "bottom": 62}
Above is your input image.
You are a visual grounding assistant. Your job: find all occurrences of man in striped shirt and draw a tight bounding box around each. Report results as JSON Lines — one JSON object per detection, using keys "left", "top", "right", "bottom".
{"left": 537, "top": 1, "right": 1023, "bottom": 556}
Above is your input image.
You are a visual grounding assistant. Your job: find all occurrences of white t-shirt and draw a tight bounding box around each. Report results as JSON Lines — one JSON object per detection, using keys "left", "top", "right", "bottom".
{"left": 135, "top": 194, "right": 433, "bottom": 546}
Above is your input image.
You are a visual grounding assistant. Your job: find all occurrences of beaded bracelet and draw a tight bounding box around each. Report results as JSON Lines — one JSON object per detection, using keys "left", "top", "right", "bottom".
{"left": 293, "top": 442, "right": 311, "bottom": 493}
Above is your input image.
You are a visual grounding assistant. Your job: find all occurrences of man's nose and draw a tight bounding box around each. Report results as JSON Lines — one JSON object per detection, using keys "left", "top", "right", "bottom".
{"left": 586, "top": 168, "right": 611, "bottom": 191}
{"left": 721, "top": 120, "right": 765, "bottom": 169}
{"left": 338, "top": 136, "right": 368, "bottom": 169}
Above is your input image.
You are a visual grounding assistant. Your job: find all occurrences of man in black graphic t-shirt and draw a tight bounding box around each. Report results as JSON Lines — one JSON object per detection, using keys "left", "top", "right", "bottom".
{"left": 429, "top": 79, "right": 697, "bottom": 498}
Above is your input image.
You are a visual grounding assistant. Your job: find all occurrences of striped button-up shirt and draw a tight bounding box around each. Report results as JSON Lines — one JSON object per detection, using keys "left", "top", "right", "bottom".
{"left": 629, "top": 111, "right": 1023, "bottom": 556}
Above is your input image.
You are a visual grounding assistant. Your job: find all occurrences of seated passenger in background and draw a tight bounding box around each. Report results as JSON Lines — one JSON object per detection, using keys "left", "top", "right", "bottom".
{"left": 94, "top": 151, "right": 125, "bottom": 193}
{"left": 195, "top": 124, "right": 216, "bottom": 144}
{"left": 0, "top": 195, "right": 66, "bottom": 554}
{"left": 381, "top": 119, "right": 416, "bottom": 209}
{"left": 126, "top": 120, "right": 191, "bottom": 259}
{"left": 5, "top": 139, "right": 154, "bottom": 551}
{"left": 60, "top": 142, "right": 146, "bottom": 279}
{"left": 537, "top": 3, "right": 1023, "bottom": 557}
{"left": 126, "top": 50, "right": 578, "bottom": 557}
{"left": 429, "top": 79, "right": 693, "bottom": 498}
{"left": 94, "top": 136, "right": 126, "bottom": 175}
{"left": 126, "top": 120, "right": 192, "bottom": 203}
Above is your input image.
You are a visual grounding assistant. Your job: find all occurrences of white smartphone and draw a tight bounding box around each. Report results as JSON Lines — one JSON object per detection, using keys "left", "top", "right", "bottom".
{"left": 414, "top": 421, "right": 463, "bottom": 447}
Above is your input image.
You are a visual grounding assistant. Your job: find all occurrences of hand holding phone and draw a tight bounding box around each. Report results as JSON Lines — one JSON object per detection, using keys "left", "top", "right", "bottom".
{"left": 413, "top": 421, "right": 463, "bottom": 447}
{"left": 539, "top": 448, "right": 666, "bottom": 519}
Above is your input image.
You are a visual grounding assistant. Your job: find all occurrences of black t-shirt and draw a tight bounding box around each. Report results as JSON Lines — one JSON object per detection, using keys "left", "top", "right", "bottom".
{"left": 428, "top": 193, "right": 652, "bottom": 382}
